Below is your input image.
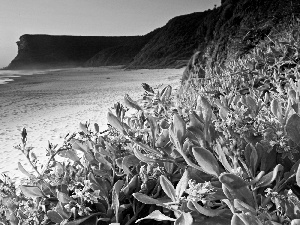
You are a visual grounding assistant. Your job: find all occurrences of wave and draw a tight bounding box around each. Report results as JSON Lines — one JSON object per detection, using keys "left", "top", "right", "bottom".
{"left": 0, "top": 69, "right": 63, "bottom": 85}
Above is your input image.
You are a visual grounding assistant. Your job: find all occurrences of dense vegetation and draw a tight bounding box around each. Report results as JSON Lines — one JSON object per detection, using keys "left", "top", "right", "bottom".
{"left": 1, "top": 15, "right": 300, "bottom": 225}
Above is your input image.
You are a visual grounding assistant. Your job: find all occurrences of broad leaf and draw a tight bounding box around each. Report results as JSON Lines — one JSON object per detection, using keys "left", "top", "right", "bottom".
{"left": 122, "top": 155, "right": 139, "bottom": 175}
{"left": 256, "top": 164, "right": 283, "bottom": 187}
{"left": 107, "top": 111, "right": 126, "bottom": 134}
{"left": 112, "top": 180, "right": 124, "bottom": 223}
{"left": 20, "top": 185, "right": 45, "bottom": 198}
{"left": 160, "top": 85, "right": 172, "bottom": 102}
{"left": 47, "top": 210, "right": 64, "bottom": 224}
{"left": 292, "top": 219, "right": 300, "bottom": 225}
{"left": 66, "top": 212, "right": 104, "bottom": 225}
{"left": 190, "top": 200, "right": 226, "bottom": 217}
{"left": 124, "top": 94, "right": 142, "bottom": 111}
{"left": 136, "top": 210, "right": 176, "bottom": 223}
{"left": 219, "top": 174, "right": 255, "bottom": 208}
{"left": 286, "top": 114, "right": 300, "bottom": 146}
{"left": 133, "top": 193, "right": 169, "bottom": 206}
{"left": 297, "top": 164, "right": 300, "bottom": 187}
{"left": 160, "top": 175, "right": 176, "bottom": 202}
{"left": 176, "top": 169, "right": 189, "bottom": 198}
{"left": 147, "top": 115, "right": 158, "bottom": 147}
{"left": 231, "top": 214, "right": 246, "bottom": 225}
{"left": 233, "top": 199, "right": 256, "bottom": 214}
{"left": 192, "top": 147, "right": 220, "bottom": 177}
{"left": 79, "top": 122, "right": 89, "bottom": 135}
{"left": 18, "top": 162, "right": 33, "bottom": 178}
{"left": 57, "top": 191, "right": 73, "bottom": 204}
{"left": 156, "top": 129, "right": 170, "bottom": 148}
{"left": 56, "top": 202, "right": 72, "bottom": 219}
{"left": 59, "top": 150, "right": 80, "bottom": 162}
{"left": 175, "top": 212, "right": 193, "bottom": 225}
{"left": 214, "top": 142, "right": 233, "bottom": 173}
{"left": 173, "top": 113, "right": 186, "bottom": 145}
{"left": 133, "top": 148, "right": 158, "bottom": 163}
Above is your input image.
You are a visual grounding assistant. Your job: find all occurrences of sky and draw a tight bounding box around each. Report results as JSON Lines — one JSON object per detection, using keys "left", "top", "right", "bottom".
{"left": 0, "top": 0, "right": 220, "bottom": 68}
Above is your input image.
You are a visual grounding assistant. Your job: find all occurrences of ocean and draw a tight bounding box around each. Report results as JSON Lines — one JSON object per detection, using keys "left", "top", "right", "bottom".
{"left": 0, "top": 69, "right": 62, "bottom": 85}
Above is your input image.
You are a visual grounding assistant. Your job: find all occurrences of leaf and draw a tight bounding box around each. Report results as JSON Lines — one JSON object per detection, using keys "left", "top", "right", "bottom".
{"left": 160, "top": 85, "right": 172, "bottom": 102}
{"left": 20, "top": 185, "right": 45, "bottom": 198}
{"left": 246, "top": 96, "right": 257, "bottom": 112}
{"left": 95, "top": 152, "right": 112, "bottom": 170}
{"left": 133, "top": 148, "right": 157, "bottom": 164}
{"left": 219, "top": 107, "right": 229, "bottom": 121}
{"left": 57, "top": 191, "right": 73, "bottom": 204}
{"left": 124, "top": 94, "right": 142, "bottom": 111}
{"left": 79, "top": 122, "right": 89, "bottom": 135}
{"left": 214, "top": 142, "right": 233, "bottom": 173}
{"left": 160, "top": 175, "right": 176, "bottom": 202}
{"left": 47, "top": 210, "right": 64, "bottom": 224}
{"left": 189, "top": 111, "right": 204, "bottom": 129}
{"left": 112, "top": 180, "right": 124, "bottom": 223}
{"left": 231, "top": 214, "right": 246, "bottom": 225}
{"left": 136, "top": 210, "right": 176, "bottom": 223}
{"left": 191, "top": 200, "right": 226, "bottom": 217}
{"left": 256, "top": 164, "right": 283, "bottom": 187}
{"left": 219, "top": 173, "right": 248, "bottom": 189}
{"left": 66, "top": 212, "right": 103, "bottom": 225}
{"left": 219, "top": 174, "right": 255, "bottom": 208}
{"left": 173, "top": 113, "right": 186, "bottom": 145}
{"left": 71, "top": 139, "right": 89, "bottom": 152}
{"left": 236, "top": 213, "right": 263, "bottom": 225}
{"left": 176, "top": 169, "right": 189, "bottom": 198}
{"left": 18, "top": 162, "right": 34, "bottom": 178}
{"left": 59, "top": 150, "right": 80, "bottom": 162}
{"left": 56, "top": 202, "right": 72, "bottom": 219}
{"left": 175, "top": 212, "right": 193, "bottom": 225}
{"left": 286, "top": 114, "right": 300, "bottom": 146}
{"left": 271, "top": 99, "right": 282, "bottom": 121}
{"left": 107, "top": 111, "right": 126, "bottom": 134}
{"left": 122, "top": 155, "right": 140, "bottom": 175}
{"left": 133, "top": 193, "right": 169, "bottom": 206}
{"left": 156, "top": 129, "right": 170, "bottom": 148}
{"left": 233, "top": 199, "right": 256, "bottom": 214}
{"left": 245, "top": 144, "right": 258, "bottom": 175}
{"left": 292, "top": 219, "right": 300, "bottom": 225}
{"left": 122, "top": 175, "right": 138, "bottom": 196}
{"left": 297, "top": 164, "right": 300, "bottom": 187}
{"left": 94, "top": 123, "right": 99, "bottom": 132}
{"left": 192, "top": 147, "right": 220, "bottom": 177}
{"left": 147, "top": 115, "right": 158, "bottom": 147}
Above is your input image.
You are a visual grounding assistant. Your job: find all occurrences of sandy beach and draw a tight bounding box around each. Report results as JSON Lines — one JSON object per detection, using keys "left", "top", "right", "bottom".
{"left": 0, "top": 67, "right": 183, "bottom": 179}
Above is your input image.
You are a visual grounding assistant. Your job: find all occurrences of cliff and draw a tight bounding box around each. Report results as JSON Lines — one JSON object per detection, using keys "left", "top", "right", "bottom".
{"left": 6, "top": 0, "right": 300, "bottom": 70}
{"left": 6, "top": 35, "right": 145, "bottom": 69}
{"left": 128, "top": 0, "right": 300, "bottom": 72}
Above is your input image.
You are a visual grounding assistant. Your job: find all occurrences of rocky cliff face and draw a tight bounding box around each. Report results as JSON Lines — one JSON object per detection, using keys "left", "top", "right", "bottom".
{"left": 6, "top": 35, "right": 144, "bottom": 69}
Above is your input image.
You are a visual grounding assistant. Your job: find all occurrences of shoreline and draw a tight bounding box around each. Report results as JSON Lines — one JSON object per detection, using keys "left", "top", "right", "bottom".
{"left": 0, "top": 67, "right": 183, "bottom": 179}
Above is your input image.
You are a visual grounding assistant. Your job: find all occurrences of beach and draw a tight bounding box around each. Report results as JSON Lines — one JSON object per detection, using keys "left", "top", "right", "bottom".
{"left": 0, "top": 67, "right": 183, "bottom": 179}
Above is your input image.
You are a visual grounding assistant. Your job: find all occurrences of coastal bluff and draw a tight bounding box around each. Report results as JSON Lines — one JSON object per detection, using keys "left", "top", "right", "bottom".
{"left": 6, "top": 34, "right": 151, "bottom": 70}
{"left": 6, "top": 0, "right": 300, "bottom": 71}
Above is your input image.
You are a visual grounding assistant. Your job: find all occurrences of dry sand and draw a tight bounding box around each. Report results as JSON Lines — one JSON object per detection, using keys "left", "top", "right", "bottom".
{"left": 0, "top": 66, "right": 183, "bottom": 179}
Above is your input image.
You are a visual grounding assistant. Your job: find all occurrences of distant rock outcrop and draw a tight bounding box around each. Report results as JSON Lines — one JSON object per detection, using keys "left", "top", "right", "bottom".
{"left": 6, "top": 35, "right": 144, "bottom": 69}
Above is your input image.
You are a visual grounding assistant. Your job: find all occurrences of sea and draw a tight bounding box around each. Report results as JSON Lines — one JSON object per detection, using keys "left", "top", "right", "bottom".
{"left": 0, "top": 69, "right": 62, "bottom": 85}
